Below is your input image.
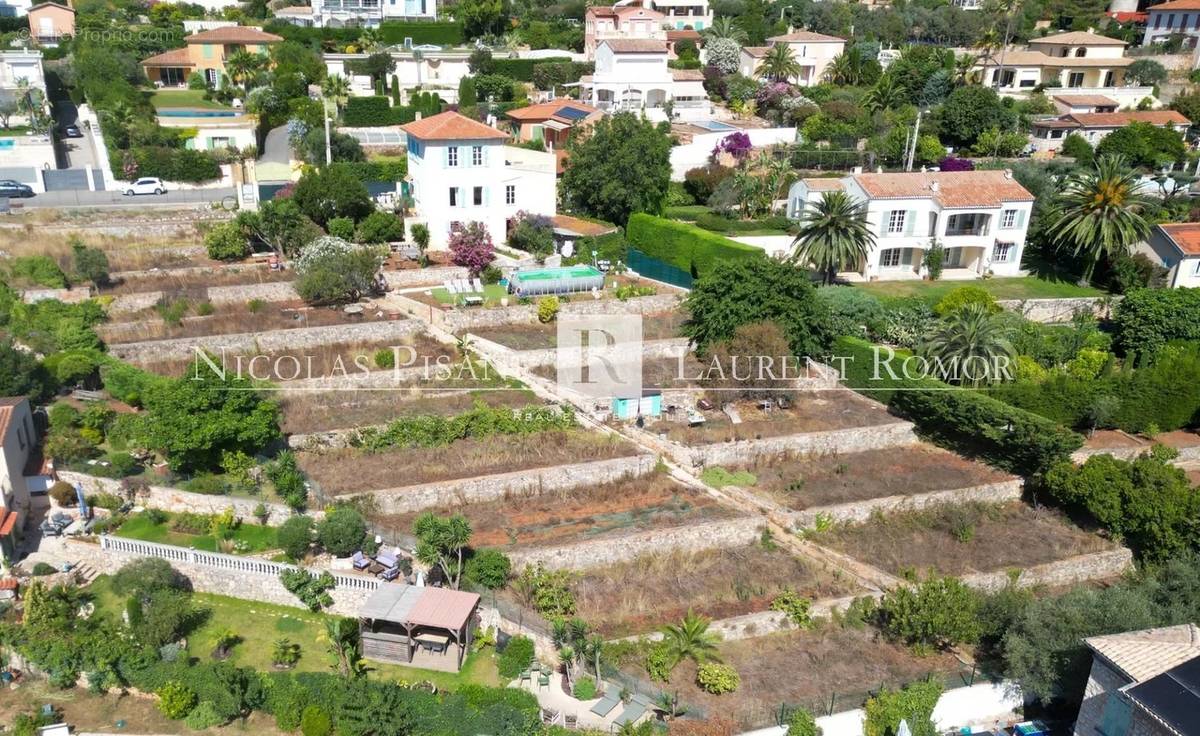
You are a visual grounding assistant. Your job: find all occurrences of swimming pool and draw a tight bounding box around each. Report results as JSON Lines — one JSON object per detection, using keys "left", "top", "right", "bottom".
{"left": 693, "top": 120, "right": 738, "bottom": 132}
{"left": 510, "top": 265, "right": 606, "bottom": 297}
{"left": 157, "top": 108, "right": 240, "bottom": 118}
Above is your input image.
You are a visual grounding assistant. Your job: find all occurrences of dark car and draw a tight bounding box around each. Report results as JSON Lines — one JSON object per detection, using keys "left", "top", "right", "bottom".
{"left": 63, "top": 124, "right": 82, "bottom": 138}
{"left": 0, "top": 180, "right": 34, "bottom": 198}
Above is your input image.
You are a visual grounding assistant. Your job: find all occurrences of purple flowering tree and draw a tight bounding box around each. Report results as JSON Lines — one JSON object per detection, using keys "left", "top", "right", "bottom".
{"left": 449, "top": 221, "right": 495, "bottom": 277}
{"left": 938, "top": 156, "right": 975, "bottom": 172}
{"left": 712, "top": 131, "right": 753, "bottom": 163}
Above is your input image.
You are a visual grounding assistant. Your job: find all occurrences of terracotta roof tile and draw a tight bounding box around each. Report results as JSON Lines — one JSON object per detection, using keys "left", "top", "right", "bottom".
{"left": 979, "top": 49, "right": 1133, "bottom": 67}
{"left": 1028, "top": 30, "right": 1126, "bottom": 46}
{"left": 742, "top": 46, "right": 771, "bottom": 58}
{"left": 767, "top": 31, "right": 846, "bottom": 43}
{"left": 185, "top": 26, "right": 282, "bottom": 44}
{"left": 852, "top": 170, "right": 1035, "bottom": 208}
{"left": 1148, "top": 0, "right": 1200, "bottom": 11}
{"left": 401, "top": 111, "right": 508, "bottom": 141}
{"left": 671, "top": 69, "right": 705, "bottom": 81}
{"left": 1158, "top": 223, "right": 1200, "bottom": 256}
{"left": 803, "top": 178, "right": 845, "bottom": 191}
{"left": 601, "top": 38, "right": 668, "bottom": 53}
{"left": 1052, "top": 94, "right": 1119, "bottom": 106}
{"left": 0, "top": 509, "right": 18, "bottom": 538}
{"left": 406, "top": 586, "right": 480, "bottom": 631}
{"left": 506, "top": 100, "right": 598, "bottom": 122}
{"left": 0, "top": 397, "right": 23, "bottom": 442}
{"left": 1066, "top": 110, "right": 1190, "bottom": 127}
{"left": 551, "top": 214, "right": 618, "bottom": 236}
{"left": 142, "top": 48, "right": 194, "bottom": 67}
{"left": 0, "top": 577, "right": 18, "bottom": 591}
{"left": 1085, "top": 624, "right": 1200, "bottom": 682}
{"left": 666, "top": 29, "right": 702, "bottom": 40}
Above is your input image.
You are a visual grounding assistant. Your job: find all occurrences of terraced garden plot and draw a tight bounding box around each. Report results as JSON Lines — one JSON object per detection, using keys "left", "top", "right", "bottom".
{"left": 469, "top": 310, "right": 687, "bottom": 351}
{"left": 100, "top": 302, "right": 396, "bottom": 343}
{"left": 280, "top": 388, "right": 538, "bottom": 435}
{"left": 100, "top": 264, "right": 292, "bottom": 294}
{"left": 817, "top": 501, "right": 1114, "bottom": 577}
{"left": 630, "top": 626, "right": 966, "bottom": 729}
{"left": 712, "top": 445, "right": 1012, "bottom": 510}
{"left": 571, "top": 544, "right": 861, "bottom": 637}
{"left": 648, "top": 393, "right": 897, "bottom": 445}
{"left": 298, "top": 429, "right": 638, "bottom": 495}
{"left": 371, "top": 473, "right": 736, "bottom": 553}
{"left": 134, "top": 334, "right": 457, "bottom": 379}
{"left": 531, "top": 353, "right": 709, "bottom": 389}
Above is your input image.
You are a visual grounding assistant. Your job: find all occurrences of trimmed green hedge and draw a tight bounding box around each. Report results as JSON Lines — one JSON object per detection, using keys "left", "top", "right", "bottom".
{"left": 379, "top": 20, "right": 464, "bottom": 45}
{"left": 343, "top": 93, "right": 443, "bottom": 127}
{"left": 112, "top": 147, "right": 222, "bottom": 183}
{"left": 833, "top": 336, "right": 1083, "bottom": 476}
{"left": 332, "top": 158, "right": 407, "bottom": 184}
{"left": 491, "top": 57, "right": 571, "bottom": 81}
{"left": 625, "top": 213, "right": 762, "bottom": 278}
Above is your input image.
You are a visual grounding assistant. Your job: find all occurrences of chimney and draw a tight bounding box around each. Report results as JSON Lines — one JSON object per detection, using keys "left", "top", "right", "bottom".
{"left": 930, "top": 180, "right": 940, "bottom": 192}
{"left": 1004, "top": 168, "right": 1013, "bottom": 179}
{"left": 852, "top": 165, "right": 863, "bottom": 175}
{"left": 875, "top": 166, "right": 883, "bottom": 173}
{"left": 415, "top": 111, "right": 423, "bottom": 120}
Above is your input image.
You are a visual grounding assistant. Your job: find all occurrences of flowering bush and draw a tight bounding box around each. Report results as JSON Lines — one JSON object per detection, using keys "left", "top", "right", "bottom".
{"left": 712, "top": 131, "right": 753, "bottom": 162}
{"left": 706, "top": 38, "right": 740, "bottom": 74}
{"left": 295, "top": 236, "right": 355, "bottom": 274}
{"left": 938, "top": 156, "right": 974, "bottom": 172}
{"left": 449, "top": 222, "right": 495, "bottom": 277}
{"left": 696, "top": 662, "right": 741, "bottom": 694}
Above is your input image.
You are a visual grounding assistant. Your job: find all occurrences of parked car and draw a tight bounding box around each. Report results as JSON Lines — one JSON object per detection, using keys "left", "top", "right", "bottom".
{"left": 0, "top": 180, "right": 34, "bottom": 198}
{"left": 62, "top": 124, "right": 82, "bottom": 138}
{"left": 123, "top": 177, "right": 166, "bottom": 196}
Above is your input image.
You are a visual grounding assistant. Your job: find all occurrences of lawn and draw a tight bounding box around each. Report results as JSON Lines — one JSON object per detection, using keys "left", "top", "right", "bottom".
{"left": 0, "top": 125, "right": 32, "bottom": 137}
{"left": 149, "top": 88, "right": 232, "bottom": 110}
{"left": 113, "top": 511, "right": 279, "bottom": 554}
{"left": 88, "top": 577, "right": 500, "bottom": 690}
{"left": 430, "top": 284, "right": 510, "bottom": 306}
{"left": 855, "top": 276, "right": 1104, "bottom": 302}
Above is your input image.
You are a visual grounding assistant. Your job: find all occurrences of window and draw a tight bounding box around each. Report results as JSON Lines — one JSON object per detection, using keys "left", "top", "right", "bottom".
{"left": 473, "top": 186, "right": 484, "bottom": 206}
{"left": 887, "top": 210, "right": 906, "bottom": 234}
{"left": 1001, "top": 209, "right": 1017, "bottom": 229}
{"left": 472, "top": 146, "right": 483, "bottom": 166}
{"left": 1068, "top": 72, "right": 1085, "bottom": 88}
{"left": 880, "top": 248, "right": 903, "bottom": 267}
{"left": 993, "top": 242, "right": 1013, "bottom": 263}
{"left": 1050, "top": 129, "right": 1064, "bottom": 139}
{"left": 447, "top": 146, "right": 459, "bottom": 167}
{"left": 1074, "top": 47, "right": 1086, "bottom": 57}
{"left": 1019, "top": 78, "right": 1037, "bottom": 88}
{"left": 505, "top": 184, "right": 515, "bottom": 205}
{"left": 449, "top": 187, "right": 458, "bottom": 207}
{"left": 1169, "top": 13, "right": 1177, "bottom": 27}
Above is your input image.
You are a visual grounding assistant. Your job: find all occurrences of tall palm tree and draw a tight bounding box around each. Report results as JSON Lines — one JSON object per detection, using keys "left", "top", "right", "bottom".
{"left": 953, "top": 53, "right": 980, "bottom": 84}
{"left": 863, "top": 74, "right": 906, "bottom": 113}
{"left": 920, "top": 303, "right": 1016, "bottom": 386}
{"left": 660, "top": 610, "right": 720, "bottom": 667}
{"left": 224, "top": 51, "right": 265, "bottom": 92}
{"left": 825, "top": 47, "right": 871, "bottom": 86}
{"left": 760, "top": 43, "right": 802, "bottom": 82}
{"left": 791, "top": 190, "right": 875, "bottom": 284}
{"left": 703, "top": 16, "right": 748, "bottom": 44}
{"left": 322, "top": 74, "right": 350, "bottom": 114}
{"left": 320, "top": 616, "right": 361, "bottom": 678}
{"left": 1049, "top": 155, "right": 1151, "bottom": 285}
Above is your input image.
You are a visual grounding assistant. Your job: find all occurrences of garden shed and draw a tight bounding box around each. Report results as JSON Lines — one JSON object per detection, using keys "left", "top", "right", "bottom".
{"left": 359, "top": 584, "right": 481, "bottom": 672}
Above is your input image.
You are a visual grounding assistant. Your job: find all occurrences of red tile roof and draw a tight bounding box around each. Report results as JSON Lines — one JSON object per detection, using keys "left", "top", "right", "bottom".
{"left": 142, "top": 48, "right": 194, "bottom": 67}
{"left": 852, "top": 170, "right": 1035, "bottom": 208}
{"left": 1108, "top": 10, "right": 1148, "bottom": 22}
{"left": 1052, "top": 94, "right": 1118, "bottom": 107}
{"left": 401, "top": 111, "right": 508, "bottom": 141}
{"left": 1066, "top": 110, "right": 1191, "bottom": 127}
{"left": 601, "top": 38, "right": 668, "bottom": 53}
{"left": 406, "top": 586, "right": 480, "bottom": 631}
{"left": 0, "top": 578, "right": 18, "bottom": 591}
{"left": 0, "top": 509, "right": 18, "bottom": 538}
{"left": 506, "top": 100, "right": 599, "bottom": 122}
{"left": 1158, "top": 223, "right": 1200, "bottom": 256}
{"left": 666, "top": 29, "right": 701, "bottom": 41}
{"left": 1148, "top": 0, "right": 1200, "bottom": 11}
{"left": 803, "top": 177, "right": 846, "bottom": 191}
{"left": 0, "top": 397, "right": 23, "bottom": 442}
{"left": 767, "top": 31, "right": 846, "bottom": 43}
{"left": 742, "top": 46, "right": 771, "bottom": 58}
{"left": 671, "top": 69, "right": 705, "bottom": 81}
{"left": 185, "top": 26, "right": 282, "bottom": 44}
{"left": 1028, "top": 30, "right": 1126, "bottom": 46}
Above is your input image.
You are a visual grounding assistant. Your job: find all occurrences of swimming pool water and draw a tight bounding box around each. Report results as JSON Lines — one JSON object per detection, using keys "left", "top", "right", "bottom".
{"left": 158, "top": 108, "right": 239, "bottom": 118}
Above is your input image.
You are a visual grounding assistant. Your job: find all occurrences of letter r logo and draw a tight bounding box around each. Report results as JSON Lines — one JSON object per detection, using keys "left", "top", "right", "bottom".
{"left": 556, "top": 314, "right": 642, "bottom": 400}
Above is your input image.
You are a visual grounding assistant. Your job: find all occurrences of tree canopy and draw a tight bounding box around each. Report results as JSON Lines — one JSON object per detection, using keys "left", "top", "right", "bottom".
{"left": 561, "top": 112, "right": 671, "bottom": 226}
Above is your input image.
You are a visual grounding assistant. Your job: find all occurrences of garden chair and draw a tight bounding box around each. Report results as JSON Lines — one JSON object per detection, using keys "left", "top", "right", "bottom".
{"left": 380, "top": 566, "right": 400, "bottom": 581}
{"left": 375, "top": 551, "right": 398, "bottom": 569}
{"left": 472, "top": 278, "right": 485, "bottom": 293}
{"left": 519, "top": 669, "right": 532, "bottom": 686}
{"left": 444, "top": 280, "right": 457, "bottom": 295}
{"left": 589, "top": 690, "right": 620, "bottom": 717}
{"left": 458, "top": 278, "right": 474, "bottom": 294}
{"left": 538, "top": 670, "right": 551, "bottom": 690}
{"left": 612, "top": 696, "right": 648, "bottom": 727}
{"left": 352, "top": 551, "right": 370, "bottom": 571}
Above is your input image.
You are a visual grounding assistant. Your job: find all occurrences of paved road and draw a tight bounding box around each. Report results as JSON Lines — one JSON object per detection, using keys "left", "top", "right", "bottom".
{"left": 14, "top": 187, "right": 238, "bottom": 209}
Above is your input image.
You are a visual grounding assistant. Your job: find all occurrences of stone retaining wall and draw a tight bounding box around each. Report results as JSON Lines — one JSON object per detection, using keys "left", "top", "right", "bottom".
{"left": 1071, "top": 444, "right": 1200, "bottom": 465}
{"left": 206, "top": 280, "right": 299, "bottom": 305}
{"left": 109, "top": 318, "right": 423, "bottom": 363}
{"left": 108, "top": 291, "right": 164, "bottom": 314}
{"left": 22, "top": 286, "right": 93, "bottom": 304}
{"left": 81, "top": 536, "right": 374, "bottom": 616}
{"left": 509, "top": 516, "right": 762, "bottom": 571}
{"left": 624, "top": 594, "right": 873, "bottom": 644}
{"left": 997, "top": 296, "right": 1117, "bottom": 324}
{"left": 961, "top": 548, "right": 1133, "bottom": 593}
{"left": 382, "top": 266, "right": 469, "bottom": 289}
{"left": 512, "top": 337, "right": 692, "bottom": 370}
{"left": 441, "top": 293, "right": 682, "bottom": 333}
{"left": 58, "top": 470, "right": 307, "bottom": 526}
{"left": 343, "top": 453, "right": 656, "bottom": 514}
{"left": 786, "top": 479, "right": 1024, "bottom": 529}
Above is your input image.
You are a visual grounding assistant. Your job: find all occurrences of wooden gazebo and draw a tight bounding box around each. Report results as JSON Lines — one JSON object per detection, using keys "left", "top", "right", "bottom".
{"left": 359, "top": 584, "right": 481, "bottom": 673}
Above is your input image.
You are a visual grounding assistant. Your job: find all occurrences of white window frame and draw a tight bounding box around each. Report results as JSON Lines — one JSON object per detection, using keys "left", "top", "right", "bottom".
{"left": 1001, "top": 209, "right": 1017, "bottom": 229}
{"left": 992, "top": 242, "right": 1014, "bottom": 263}
{"left": 472, "top": 146, "right": 483, "bottom": 166}
{"left": 505, "top": 184, "right": 515, "bottom": 205}
{"left": 447, "top": 146, "right": 459, "bottom": 167}
{"left": 887, "top": 210, "right": 906, "bottom": 235}
{"left": 880, "top": 248, "right": 903, "bottom": 268}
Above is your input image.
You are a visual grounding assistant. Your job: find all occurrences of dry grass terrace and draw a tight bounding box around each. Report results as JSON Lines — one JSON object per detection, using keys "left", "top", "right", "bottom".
{"left": 727, "top": 445, "right": 1012, "bottom": 510}
{"left": 100, "top": 302, "right": 401, "bottom": 342}
{"left": 656, "top": 626, "right": 966, "bottom": 728}
{"left": 468, "top": 310, "right": 688, "bottom": 351}
{"left": 371, "top": 473, "right": 737, "bottom": 554}
{"left": 280, "top": 388, "right": 537, "bottom": 435}
{"left": 299, "top": 429, "right": 638, "bottom": 495}
{"left": 818, "top": 501, "right": 1114, "bottom": 577}
{"left": 99, "top": 263, "right": 292, "bottom": 295}
{"left": 530, "top": 353, "right": 708, "bottom": 389}
{"left": 647, "top": 393, "right": 897, "bottom": 445}
{"left": 573, "top": 544, "right": 860, "bottom": 637}
{"left": 0, "top": 224, "right": 205, "bottom": 272}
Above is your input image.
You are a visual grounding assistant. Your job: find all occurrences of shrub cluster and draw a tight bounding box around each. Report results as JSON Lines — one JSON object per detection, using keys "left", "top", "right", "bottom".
{"left": 352, "top": 403, "right": 576, "bottom": 452}
{"left": 626, "top": 213, "right": 763, "bottom": 278}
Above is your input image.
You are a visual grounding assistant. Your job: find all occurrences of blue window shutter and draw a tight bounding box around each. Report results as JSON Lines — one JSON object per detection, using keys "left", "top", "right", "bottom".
{"left": 880, "top": 211, "right": 889, "bottom": 237}
{"left": 904, "top": 210, "right": 915, "bottom": 236}
{"left": 1016, "top": 209, "right": 1026, "bottom": 228}
{"left": 442, "top": 146, "right": 448, "bottom": 167}
{"left": 484, "top": 187, "right": 490, "bottom": 206}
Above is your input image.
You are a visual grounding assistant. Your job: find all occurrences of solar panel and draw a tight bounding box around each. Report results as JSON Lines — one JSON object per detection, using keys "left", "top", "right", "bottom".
{"left": 1126, "top": 656, "right": 1200, "bottom": 736}
{"left": 556, "top": 106, "right": 590, "bottom": 121}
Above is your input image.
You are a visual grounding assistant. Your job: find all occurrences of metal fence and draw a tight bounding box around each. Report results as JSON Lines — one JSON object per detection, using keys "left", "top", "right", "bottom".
{"left": 627, "top": 249, "right": 693, "bottom": 290}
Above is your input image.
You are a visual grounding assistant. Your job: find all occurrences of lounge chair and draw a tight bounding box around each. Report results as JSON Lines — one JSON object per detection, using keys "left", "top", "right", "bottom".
{"left": 589, "top": 690, "right": 620, "bottom": 717}
{"left": 376, "top": 551, "right": 398, "bottom": 569}
{"left": 352, "top": 551, "right": 370, "bottom": 571}
{"left": 612, "top": 696, "right": 648, "bottom": 727}
{"left": 459, "top": 278, "right": 474, "bottom": 294}
{"left": 472, "top": 277, "right": 484, "bottom": 293}
{"left": 444, "top": 280, "right": 457, "bottom": 295}
{"left": 538, "top": 671, "right": 550, "bottom": 689}
{"left": 380, "top": 566, "right": 400, "bottom": 581}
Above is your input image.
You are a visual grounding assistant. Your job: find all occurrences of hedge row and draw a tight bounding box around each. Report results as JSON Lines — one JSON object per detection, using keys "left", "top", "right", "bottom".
{"left": 1112, "top": 287, "right": 1200, "bottom": 357}
{"left": 266, "top": 19, "right": 464, "bottom": 47}
{"left": 491, "top": 57, "right": 572, "bottom": 81}
{"left": 342, "top": 93, "right": 443, "bottom": 127}
{"left": 331, "top": 158, "right": 407, "bottom": 184}
{"left": 625, "top": 213, "right": 762, "bottom": 278}
{"left": 113, "top": 146, "right": 222, "bottom": 183}
{"left": 833, "top": 336, "right": 1084, "bottom": 476}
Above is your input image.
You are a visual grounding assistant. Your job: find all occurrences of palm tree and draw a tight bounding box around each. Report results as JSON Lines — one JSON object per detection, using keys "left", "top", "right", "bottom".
{"left": 357, "top": 27, "right": 383, "bottom": 53}
{"left": 320, "top": 616, "right": 361, "bottom": 678}
{"left": 660, "top": 610, "right": 720, "bottom": 667}
{"left": 825, "top": 47, "right": 872, "bottom": 86}
{"left": 322, "top": 74, "right": 350, "bottom": 114}
{"left": 920, "top": 303, "right": 1016, "bottom": 386}
{"left": 791, "top": 190, "right": 875, "bottom": 284}
{"left": 954, "top": 53, "right": 980, "bottom": 84}
{"left": 863, "top": 74, "right": 906, "bottom": 113}
{"left": 1049, "top": 155, "right": 1151, "bottom": 285}
{"left": 703, "top": 16, "right": 747, "bottom": 44}
{"left": 760, "top": 44, "right": 802, "bottom": 82}
{"left": 224, "top": 51, "right": 264, "bottom": 92}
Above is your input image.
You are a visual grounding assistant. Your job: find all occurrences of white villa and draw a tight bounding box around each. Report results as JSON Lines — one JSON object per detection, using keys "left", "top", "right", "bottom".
{"left": 1029, "top": 109, "right": 1190, "bottom": 154}
{"left": 579, "top": 39, "right": 710, "bottom": 120}
{"left": 975, "top": 31, "right": 1154, "bottom": 108}
{"left": 739, "top": 30, "right": 846, "bottom": 86}
{"left": 1143, "top": 0, "right": 1200, "bottom": 48}
{"left": 286, "top": 0, "right": 438, "bottom": 28}
{"left": 1141, "top": 224, "right": 1200, "bottom": 289}
{"left": 401, "top": 111, "right": 556, "bottom": 250}
{"left": 786, "top": 170, "right": 1035, "bottom": 282}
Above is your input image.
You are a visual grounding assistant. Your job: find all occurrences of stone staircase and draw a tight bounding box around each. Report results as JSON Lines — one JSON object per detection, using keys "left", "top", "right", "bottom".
{"left": 70, "top": 561, "right": 100, "bottom": 587}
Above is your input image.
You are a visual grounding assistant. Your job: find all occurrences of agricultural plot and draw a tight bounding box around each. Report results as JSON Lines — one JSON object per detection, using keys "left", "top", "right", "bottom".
{"left": 647, "top": 393, "right": 897, "bottom": 445}
{"left": 371, "top": 473, "right": 738, "bottom": 555}
{"left": 712, "top": 445, "right": 1012, "bottom": 510}
{"left": 280, "top": 388, "right": 538, "bottom": 435}
{"left": 99, "top": 263, "right": 292, "bottom": 295}
{"left": 297, "top": 429, "right": 639, "bottom": 495}
{"left": 817, "top": 501, "right": 1115, "bottom": 578}
{"left": 99, "top": 302, "right": 394, "bottom": 343}
{"left": 572, "top": 543, "right": 861, "bottom": 637}
{"left": 469, "top": 310, "right": 688, "bottom": 351}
